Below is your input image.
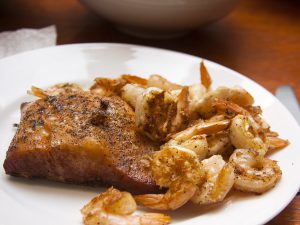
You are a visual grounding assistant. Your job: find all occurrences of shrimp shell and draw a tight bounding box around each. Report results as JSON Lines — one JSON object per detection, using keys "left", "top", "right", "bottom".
{"left": 195, "top": 86, "right": 254, "bottom": 118}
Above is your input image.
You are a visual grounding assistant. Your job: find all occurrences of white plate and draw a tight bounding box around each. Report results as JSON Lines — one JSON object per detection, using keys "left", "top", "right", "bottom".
{"left": 0, "top": 43, "right": 299, "bottom": 225}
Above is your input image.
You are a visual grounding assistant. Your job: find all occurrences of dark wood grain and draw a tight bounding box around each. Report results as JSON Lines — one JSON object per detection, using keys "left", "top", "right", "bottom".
{"left": 0, "top": 0, "right": 299, "bottom": 224}
{"left": 267, "top": 196, "right": 300, "bottom": 225}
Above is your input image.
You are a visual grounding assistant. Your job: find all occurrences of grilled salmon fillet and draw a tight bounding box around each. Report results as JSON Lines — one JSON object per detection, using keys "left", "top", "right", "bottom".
{"left": 3, "top": 86, "right": 159, "bottom": 194}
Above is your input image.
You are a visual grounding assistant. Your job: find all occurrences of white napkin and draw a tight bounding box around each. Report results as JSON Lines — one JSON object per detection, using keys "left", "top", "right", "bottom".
{"left": 0, "top": 25, "right": 57, "bottom": 59}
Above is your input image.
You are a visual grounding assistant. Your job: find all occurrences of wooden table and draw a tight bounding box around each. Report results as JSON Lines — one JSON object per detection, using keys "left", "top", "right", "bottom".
{"left": 0, "top": 0, "right": 299, "bottom": 224}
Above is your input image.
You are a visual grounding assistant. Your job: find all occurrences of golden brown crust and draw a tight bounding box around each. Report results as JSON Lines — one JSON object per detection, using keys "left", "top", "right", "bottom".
{"left": 4, "top": 91, "right": 159, "bottom": 194}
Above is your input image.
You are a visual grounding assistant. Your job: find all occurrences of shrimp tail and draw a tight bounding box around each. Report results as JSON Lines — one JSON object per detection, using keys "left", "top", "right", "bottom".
{"left": 135, "top": 182, "right": 197, "bottom": 210}
{"left": 267, "top": 136, "right": 289, "bottom": 151}
{"left": 200, "top": 60, "right": 212, "bottom": 90}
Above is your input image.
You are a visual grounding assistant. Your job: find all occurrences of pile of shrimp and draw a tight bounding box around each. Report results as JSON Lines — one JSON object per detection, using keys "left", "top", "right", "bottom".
{"left": 82, "top": 62, "right": 288, "bottom": 225}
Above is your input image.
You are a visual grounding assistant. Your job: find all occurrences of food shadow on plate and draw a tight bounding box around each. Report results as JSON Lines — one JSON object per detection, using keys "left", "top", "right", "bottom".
{"left": 4, "top": 175, "right": 104, "bottom": 195}
{"left": 138, "top": 190, "right": 254, "bottom": 222}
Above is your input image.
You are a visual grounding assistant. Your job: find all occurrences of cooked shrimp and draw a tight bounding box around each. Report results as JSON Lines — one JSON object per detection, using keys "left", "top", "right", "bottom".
{"left": 188, "top": 84, "right": 207, "bottom": 117}
{"left": 216, "top": 101, "right": 276, "bottom": 152}
{"left": 135, "top": 180, "right": 197, "bottom": 210}
{"left": 206, "top": 131, "right": 231, "bottom": 157}
{"left": 266, "top": 131, "right": 279, "bottom": 137}
{"left": 166, "top": 120, "right": 230, "bottom": 161}
{"left": 206, "top": 114, "right": 227, "bottom": 122}
{"left": 246, "top": 105, "right": 262, "bottom": 116}
{"left": 229, "top": 115, "right": 267, "bottom": 154}
{"left": 83, "top": 211, "right": 170, "bottom": 225}
{"left": 267, "top": 136, "right": 289, "bottom": 151}
{"left": 121, "top": 83, "right": 145, "bottom": 108}
{"left": 150, "top": 145, "right": 202, "bottom": 187}
{"left": 122, "top": 74, "right": 148, "bottom": 86}
{"left": 136, "top": 145, "right": 201, "bottom": 210}
{"left": 91, "top": 75, "right": 147, "bottom": 96}
{"left": 214, "top": 98, "right": 250, "bottom": 118}
{"left": 81, "top": 187, "right": 170, "bottom": 225}
{"left": 147, "top": 60, "right": 211, "bottom": 92}
{"left": 188, "top": 61, "right": 212, "bottom": 116}
{"left": 30, "top": 83, "right": 83, "bottom": 99}
{"left": 122, "top": 84, "right": 190, "bottom": 141}
{"left": 229, "top": 149, "right": 282, "bottom": 194}
{"left": 148, "top": 74, "right": 182, "bottom": 91}
{"left": 191, "top": 155, "right": 234, "bottom": 204}
{"left": 211, "top": 101, "right": 266, "bottom": 134}
{"left": 171, "top": 119, "right": 230, "bottom": 143}
{"left": 170, "top": 87, "right": 190, "bottom": 133}
{"left": 168, "top": 134, "right": 209, "bottom": 160}
{"left": 251, "top": 113, "right": 270, "bottom": 134}
{"left": 195, "top": 86, "right": 254, "bottom": 118}
{"left": 135, "top": 87, "right": 177, "bottom": 141}
{"left": 200, "top": 61, "right": 212, "bottom": 90}
{"left": 91, "top": 77, "right": 127, "bottom": 96}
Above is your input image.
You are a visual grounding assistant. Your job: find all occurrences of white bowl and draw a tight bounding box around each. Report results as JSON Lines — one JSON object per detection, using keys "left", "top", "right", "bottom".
{"left": 80, "top": 0, "right": 238, "bottom": 38}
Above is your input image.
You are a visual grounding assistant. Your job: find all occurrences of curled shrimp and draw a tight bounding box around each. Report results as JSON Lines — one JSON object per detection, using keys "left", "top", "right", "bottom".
{"left": 121, "top": 83, "right": 145, "bottom": 108}
{"left": 147, "top": 64, "right": 210, "bottom": 121}
{"left": 206, "top": 131, "right": 231, "bottom": 157}
{"left": 194, "top": 86, "right": 254, "bottom": 118}
{"left": 122, "top": 84, "right": 190, "bottom": 141}
{"left": 167, "top": 134, "right": 209, "bottom": 160}
{"left": 229, "top": 114, "right": 267, "bottom": 154}
{"left": 218, "top": 103, "right": 287, "bottom": 154}
{"left": 135, "top": 180, "right": 197, "bottom": 210}
{"left": 135, "top": 146, "right": 202, "bottom": 210}
{"left": 171, "top": 119, "right": 230, "bottom": 143}
{"left": 150, "top": 145, "right": 202, "bottom": 187}
{"left": 81, "top": 187, "right": 170, "bottom": 225}
{"left": 214, "top": 99, "right": 274, "bottom": 137}
{"left": 214, "top": 98, "right": 250, "bottom": 118}
{"left": 163, "top": 119, "right": 231, "bottom": 161}
{"left": 135, "top": 87, "right": 177, "bottom": 141}
{"left": 229, "top": 149, "right": 282, "bottom": 194}
{"left": 170, "top": 86, "right": 190, "bottom": 133}
{"left": 191, "top": 155, "right": 235, "bottom": 205}
{"left": 166, "top": 119, "right": 230, "bottom": 160}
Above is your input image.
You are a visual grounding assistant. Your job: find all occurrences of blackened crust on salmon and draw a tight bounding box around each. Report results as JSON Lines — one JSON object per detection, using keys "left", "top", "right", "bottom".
{"left": 3, "top": 91, "right": 160, "bottom": 194}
